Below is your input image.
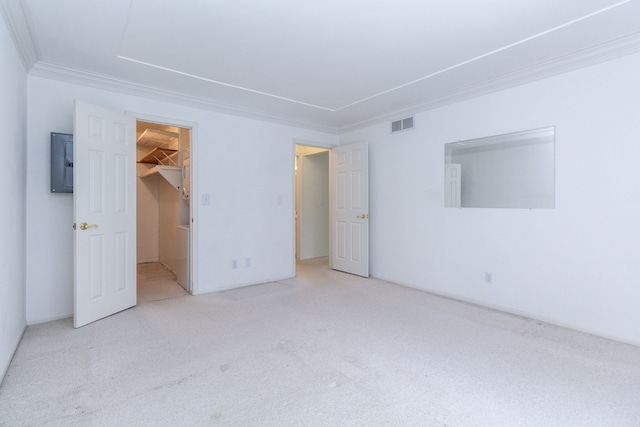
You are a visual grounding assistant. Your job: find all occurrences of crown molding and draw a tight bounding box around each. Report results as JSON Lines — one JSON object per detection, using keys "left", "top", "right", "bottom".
{"left": 337, "top": 31, "right": 640, "bottom": 134}
{"left": 26, "top": 30, "right": 640, "bottom": 136}
{"left": 29, "top": 62, "right": 340, "bottom": 135}
{"left": 0, "top": 0, "right": 39, "bottom": 71}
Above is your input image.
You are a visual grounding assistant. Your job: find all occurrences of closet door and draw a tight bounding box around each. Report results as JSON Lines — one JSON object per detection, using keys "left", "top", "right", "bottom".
{"left": 73, "top": 100, "right": 137, "bottom": 328}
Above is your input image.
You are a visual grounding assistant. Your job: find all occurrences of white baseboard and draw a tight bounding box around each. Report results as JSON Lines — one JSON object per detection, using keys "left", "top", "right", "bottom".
{"left": 27, "top": 313, "right": 72, "bottom": 326}
{"left": 374, "top": 274, "right": 640, "bottom": 348}
{"left": 194, "top": 275, "right": 295, "bottom": 295}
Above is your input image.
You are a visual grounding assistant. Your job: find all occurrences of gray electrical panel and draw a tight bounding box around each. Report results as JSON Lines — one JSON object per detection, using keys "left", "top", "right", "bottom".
{"left": 51, "top": 132, "right": 73, "bottom": 193}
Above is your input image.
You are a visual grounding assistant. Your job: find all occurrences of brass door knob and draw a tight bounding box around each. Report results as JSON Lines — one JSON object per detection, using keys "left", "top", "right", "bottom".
{"left": 79, "top": 222, "right": 98, "bottom": 230}
{"left": 357, "top": 214, "right": 368, "bottom": 219}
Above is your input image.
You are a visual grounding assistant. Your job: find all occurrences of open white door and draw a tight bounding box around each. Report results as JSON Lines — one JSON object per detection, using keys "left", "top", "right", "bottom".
{"left": 73, "top": 100, "right": 137, "bottom": 328}
{"left": 331, "top": 142, "right": 369, "bottom": 277}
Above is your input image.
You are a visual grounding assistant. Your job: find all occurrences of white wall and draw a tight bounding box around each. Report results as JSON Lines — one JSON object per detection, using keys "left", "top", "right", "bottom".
{"left": 136, "top": 160, "right": 159, "bottom": 263}
{"left": 136, "top": 166, "right": 181, "bottom": 269}
{"left": 158, "top": 177, "right": 180, "bottom": 273}
{"left": 339, "top": 52, "right": 640, "bottom": 345}
{"left": 0, "top": 14, "right": 27, "bottom": 381}
{"left": 300, "top": 151, "right": 329, "bottom": 259}
{"left": 26, "top": 76, "right": 337, "bottom": 324}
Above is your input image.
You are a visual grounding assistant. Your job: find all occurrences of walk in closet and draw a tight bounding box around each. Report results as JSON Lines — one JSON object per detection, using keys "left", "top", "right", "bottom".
{"left": 136, "top": 121, "right": 191, "bottom": 292}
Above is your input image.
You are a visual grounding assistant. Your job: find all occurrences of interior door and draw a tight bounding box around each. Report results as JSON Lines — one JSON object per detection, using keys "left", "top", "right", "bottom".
{"left": 331, "top": 142, "right": 369, "bottom": 277}
{"left": 73, "top": 100, "right": 137, "bottom": 328}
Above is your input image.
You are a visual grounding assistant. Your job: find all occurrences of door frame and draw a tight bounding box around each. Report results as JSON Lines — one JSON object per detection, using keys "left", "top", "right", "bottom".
{"left": 291, "top": 140, "right": 334, "bottom": 277}
{"left": 130, "top": 111, "right": 200, "bottom": 295}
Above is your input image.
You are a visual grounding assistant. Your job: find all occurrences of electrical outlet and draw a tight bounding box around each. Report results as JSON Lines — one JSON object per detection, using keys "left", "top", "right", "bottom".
{"left": 245, "top": 258, "right": 251, "bottom": 268}
{"left": 484, "top": 272, "right": 493, "bottom": 284}
{"left": 232, "top": 259, "right": 238, "bottom": 269}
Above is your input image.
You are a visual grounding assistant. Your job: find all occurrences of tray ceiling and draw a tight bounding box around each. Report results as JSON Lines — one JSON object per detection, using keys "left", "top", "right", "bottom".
{"left": 6, "top": 0, "right": 640, "bottom": 132}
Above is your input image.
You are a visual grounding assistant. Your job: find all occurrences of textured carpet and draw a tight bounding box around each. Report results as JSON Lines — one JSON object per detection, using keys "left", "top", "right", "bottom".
{"left": 1, "top": 258, "right": 640, "bottom": 426}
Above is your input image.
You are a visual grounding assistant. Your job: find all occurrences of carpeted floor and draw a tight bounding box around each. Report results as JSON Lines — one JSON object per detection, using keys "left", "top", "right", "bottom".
{"left": 1, "top": 258, "right": 640, "bottom": 426}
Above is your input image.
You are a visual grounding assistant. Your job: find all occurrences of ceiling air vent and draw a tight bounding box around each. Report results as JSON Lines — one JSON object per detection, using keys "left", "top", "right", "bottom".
{"left": 391, "top": 116, "right": 415, "bottom": 133}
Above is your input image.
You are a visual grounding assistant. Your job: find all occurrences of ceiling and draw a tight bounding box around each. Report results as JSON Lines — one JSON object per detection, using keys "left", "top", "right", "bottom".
{"left": 4, "top": 0, "right": 640, "bottom": 132}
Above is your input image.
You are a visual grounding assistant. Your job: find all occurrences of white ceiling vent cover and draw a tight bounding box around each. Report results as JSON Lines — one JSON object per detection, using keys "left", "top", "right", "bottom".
{"left": 391, "top": 117, "right": 415, "bottom": 133}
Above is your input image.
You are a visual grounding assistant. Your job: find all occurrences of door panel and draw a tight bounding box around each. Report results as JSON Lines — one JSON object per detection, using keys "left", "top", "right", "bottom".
{"left": 331, "top": 142, "right": 369, "bottom": 277}
{"left": 88, "top": 235, "right": 103, "bottom": 300}
{"left": 74, "top": 100, "right": 136, "bottom": 328}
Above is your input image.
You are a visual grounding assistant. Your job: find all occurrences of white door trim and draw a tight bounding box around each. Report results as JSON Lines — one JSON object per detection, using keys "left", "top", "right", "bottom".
{"left": 129, "top": 112, "right": 200, "bottom": 295}
{"left": 291, "top": 140, "right": 335, "bottom": 277}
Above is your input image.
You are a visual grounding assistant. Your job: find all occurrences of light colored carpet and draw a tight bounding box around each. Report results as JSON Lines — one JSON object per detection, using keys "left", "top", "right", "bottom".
{"left": 137, "top": 262, "right": 188, "bottom": 303}
{"left": 1, "top": 258, "right": 640, "bottom": 426}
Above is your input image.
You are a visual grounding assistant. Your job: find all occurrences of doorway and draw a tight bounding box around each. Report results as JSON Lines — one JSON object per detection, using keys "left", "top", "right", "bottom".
{"left": 136, "top": 120, "right": 192, "bottom": 302}
{"left": 295, "top": 144, "right": 330, "bottom": 263}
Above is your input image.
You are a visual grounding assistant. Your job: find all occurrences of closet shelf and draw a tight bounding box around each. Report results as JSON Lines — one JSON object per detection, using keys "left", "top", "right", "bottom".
{"left": 138, "top": 147, "right": 178, "bottom": 165}
{"left": 139, "top": 165, "right": 182, "bottom": 191}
